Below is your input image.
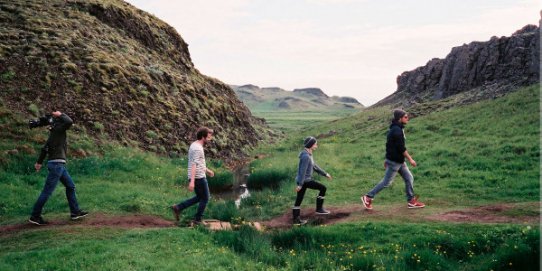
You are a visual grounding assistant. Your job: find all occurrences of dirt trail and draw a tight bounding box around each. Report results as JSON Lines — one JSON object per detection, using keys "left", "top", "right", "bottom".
{"left": 1, "top": 203, "right": 538, "bottom": 235}
{"left": 0, "top": 213, "right": 175, "bottom": 235}
{"left": 261, "top": 202, "right": 540, "bottom": 230}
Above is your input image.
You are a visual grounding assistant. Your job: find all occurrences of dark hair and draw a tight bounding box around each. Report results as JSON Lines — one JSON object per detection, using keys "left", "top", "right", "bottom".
{"left": 196, "top": 127, "right": 213, "bottom": 140}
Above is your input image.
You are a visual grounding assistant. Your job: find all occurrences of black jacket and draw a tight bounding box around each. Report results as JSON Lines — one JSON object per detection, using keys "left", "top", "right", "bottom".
{"left": 37, "top": 113, "right": 73, "bottom": 164}
{"left": 385, "top": 121, "right": 407, "bottom": 163}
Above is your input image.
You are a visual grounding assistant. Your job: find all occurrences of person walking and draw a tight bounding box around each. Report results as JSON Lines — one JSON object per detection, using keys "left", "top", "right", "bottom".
{"left": 171, "top": 127, "right": 215, "bottom": 225}
{"left": 29, "top": 111, "right": 88, "bottom": 225}
{"left": 361, "top": 109, "right": 425, "bottom": 210}
{"left": 292, "top": 136, "right": 333, "bottom": 225}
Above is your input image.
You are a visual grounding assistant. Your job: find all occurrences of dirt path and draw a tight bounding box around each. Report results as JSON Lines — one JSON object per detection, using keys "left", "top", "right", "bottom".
{"left": 261, "top": 202, "right": 540, "bottom": 230}
{"left": 1, "top": 202, "right": 538, "bottom": 235}
{"left": 0, "top": 213, "right": 175, "bottom": 235}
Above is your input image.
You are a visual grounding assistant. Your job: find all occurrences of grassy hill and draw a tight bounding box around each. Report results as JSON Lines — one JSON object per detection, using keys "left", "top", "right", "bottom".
{"left": 0, "top": 85, "right": 538, "bottom": 270}
{"left": 0, "top": 0, "right": 270, "bottom": 161}
{"left": 232, "top": 84, "right": 364, "bottom": 131}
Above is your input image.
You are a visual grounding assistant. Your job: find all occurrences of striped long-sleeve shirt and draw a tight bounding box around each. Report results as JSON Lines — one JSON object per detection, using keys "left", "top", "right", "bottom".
{"left": 187, "top": 142, "right": 206, "bottom": 179}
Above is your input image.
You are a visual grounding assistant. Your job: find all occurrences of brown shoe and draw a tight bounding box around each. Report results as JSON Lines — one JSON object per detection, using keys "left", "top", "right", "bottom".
{"left": 171, "top": 205, "right": 180, "bottom": 221}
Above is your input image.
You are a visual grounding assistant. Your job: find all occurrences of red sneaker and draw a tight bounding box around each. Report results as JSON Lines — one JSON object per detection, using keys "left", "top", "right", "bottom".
{"left": 361, "top": 195, "right": 373, "bottom": 210}
{"left": 407, "top": 198, "right": 425, "bottom": 209}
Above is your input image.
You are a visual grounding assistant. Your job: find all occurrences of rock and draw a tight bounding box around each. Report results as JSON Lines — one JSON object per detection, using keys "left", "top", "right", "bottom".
{"left": 375, "top": 25, "right": 540, "bottom": 107}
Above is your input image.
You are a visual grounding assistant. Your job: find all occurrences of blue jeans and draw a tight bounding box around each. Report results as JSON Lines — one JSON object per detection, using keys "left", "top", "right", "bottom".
{"left": 31, "top": 161, "right": 80, "bottom": 217}
{"left": 175, "top": 178, "right": 210, "bottom": 221}
{"left": 367, "top": 159, "right": 415, "bottom": 201}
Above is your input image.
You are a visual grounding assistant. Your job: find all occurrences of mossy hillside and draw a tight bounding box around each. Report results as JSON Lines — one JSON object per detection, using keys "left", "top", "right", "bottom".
{"left": 0, "top": 0, "right": 270, "bottom": 161}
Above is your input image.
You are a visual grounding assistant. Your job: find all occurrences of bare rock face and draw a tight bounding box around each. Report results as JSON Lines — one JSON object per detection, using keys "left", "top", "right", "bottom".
{"left": 375, "top": 25, "right": 540, "bottom": 107}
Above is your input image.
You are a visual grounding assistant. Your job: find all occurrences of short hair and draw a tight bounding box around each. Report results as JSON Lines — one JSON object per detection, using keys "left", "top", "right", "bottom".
{"left": 196, "top": 127, "right": 213, "bottom": 140}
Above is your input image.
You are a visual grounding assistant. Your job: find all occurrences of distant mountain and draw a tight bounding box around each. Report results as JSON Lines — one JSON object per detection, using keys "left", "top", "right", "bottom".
{"left": 231, "top": 85, "right": 364, "bottom": 111}
{"left": 374, "top": 24, "right": 540, "bottom": 108}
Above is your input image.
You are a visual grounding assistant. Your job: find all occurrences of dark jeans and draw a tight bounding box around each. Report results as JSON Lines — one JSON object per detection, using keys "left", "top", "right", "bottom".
{"left": 367, "top": 159, "right": 415, "bottom": 201}
{"left": 294, "top": 180, "right": 327, "bottom": 207}
{"left": 31, "top": 161, "right": 80, "bottom": 217}
{"left": 175, "top": 178, "right": 210, "bottom": 221}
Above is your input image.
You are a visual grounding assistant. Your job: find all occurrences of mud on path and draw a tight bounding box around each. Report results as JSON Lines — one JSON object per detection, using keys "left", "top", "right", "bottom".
{"left": 0, "top": 213, "right": 175, "bottom": 235}
{"left": 261, "top": 202, "right": 540, "bottom": 230}
{"left": 1, "top": 202, "right": 538, "bottom": 235}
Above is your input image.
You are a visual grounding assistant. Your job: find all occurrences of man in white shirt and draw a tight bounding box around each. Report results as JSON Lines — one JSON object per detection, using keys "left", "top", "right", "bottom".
{"left": 171, "top": 127, "right": 215, "bottom": 224}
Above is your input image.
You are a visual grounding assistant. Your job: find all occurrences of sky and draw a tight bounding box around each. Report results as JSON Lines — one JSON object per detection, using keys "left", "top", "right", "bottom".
{"left": 125, "top": 0, "right": 540, "bottom": 106}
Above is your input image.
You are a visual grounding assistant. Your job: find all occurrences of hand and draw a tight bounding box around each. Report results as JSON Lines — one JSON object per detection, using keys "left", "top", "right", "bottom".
{"left": 295, "top": 186, "right": 302, "bottom": 192}
{"left": 52, "top": 111, "right": 62, "bottom": 117}
{"left": 409, "top": 159, "right": 417, "bottom": 167}
{"left": 207, "top": 169, "right": 215, "bottom": 177}
{"left": 188, "top": 181, "right": 195, "bottom": 192}
{"left": 326, "top": 173, "right": 332, "bottom": 180}
{"left": 34, "top": 163, "right": 42, "bottom": 172}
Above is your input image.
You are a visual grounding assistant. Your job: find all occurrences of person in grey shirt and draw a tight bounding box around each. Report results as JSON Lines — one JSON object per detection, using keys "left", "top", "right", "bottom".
{"left": 292, "top": 136, "right": 333, "bottom": 225}
{"left": 171, "top": 127, "right": 215, "bottom": 225}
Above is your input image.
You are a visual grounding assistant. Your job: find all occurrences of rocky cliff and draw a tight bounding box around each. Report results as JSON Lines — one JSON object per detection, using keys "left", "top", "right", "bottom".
{"left": 374, "top": 25, "right": 540, "bottom": 107}
{"left": 0, "top": 0, "right": 267, "bottom": 160}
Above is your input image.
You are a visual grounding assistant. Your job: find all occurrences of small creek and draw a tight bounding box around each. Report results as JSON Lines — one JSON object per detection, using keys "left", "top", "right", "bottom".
{"left": 213, "top": 162, "right": 251, "bottom": 208}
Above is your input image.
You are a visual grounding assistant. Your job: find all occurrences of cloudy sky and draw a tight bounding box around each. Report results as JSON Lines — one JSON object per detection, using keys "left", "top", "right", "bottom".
{"left": 125, "top": 0, "right": 539, "bottom": 105}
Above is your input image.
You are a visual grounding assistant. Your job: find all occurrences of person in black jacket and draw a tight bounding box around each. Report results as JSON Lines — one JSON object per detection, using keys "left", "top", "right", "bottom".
{"left": 361, "top": 109, "right": 425, "bottom": 210}
{"left": 29, "top": 111, "right": 88, "bottom": 225}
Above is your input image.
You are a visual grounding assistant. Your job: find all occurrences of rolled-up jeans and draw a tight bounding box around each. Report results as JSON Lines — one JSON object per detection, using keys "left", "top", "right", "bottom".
{"left": 367, "top": 159, "right": 415, "bottom": 201}
{"left": 175, "top": 178, "right": 210, "bottom": 221}
{"left": 32, "top": 161, "right": 80, "bottom": 217}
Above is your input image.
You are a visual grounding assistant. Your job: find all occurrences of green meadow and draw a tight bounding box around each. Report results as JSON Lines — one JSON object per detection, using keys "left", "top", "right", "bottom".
{"left": 0, "top": 85, "right": 539, "bottom": 270}
{"left": 251, "top": 109, "right": 358, "bottom": 132}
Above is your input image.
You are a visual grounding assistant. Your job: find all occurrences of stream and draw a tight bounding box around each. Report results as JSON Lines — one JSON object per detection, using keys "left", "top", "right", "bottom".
{"left": 214, "top": 162, "right": 251, "bottom": 208}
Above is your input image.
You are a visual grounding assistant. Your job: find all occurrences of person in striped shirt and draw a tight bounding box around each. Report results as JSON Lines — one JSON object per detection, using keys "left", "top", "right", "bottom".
{"left": 171, "top": 127, "right": 215, "bottom": 225}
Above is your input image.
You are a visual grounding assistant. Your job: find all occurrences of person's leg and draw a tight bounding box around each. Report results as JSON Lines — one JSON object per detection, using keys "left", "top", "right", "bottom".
{"left": 292, "top": 183, "right": 309, "bottom": 224}
{"left": 397, "top": 163, "right": 415, "bottom": 202}
{"left": 366, "top": 160, "right": 401, "bottom": 198}
{"left": 398, "top": 165, "right": 425, "bottom": 208}
{"left": 31, "top": 162, "right": 62, "bottom": 217}
{"left": 304, "top": 181, "right": 329, "bottom": 213}
{"left": 293, "top": 183, "right": 308, "bottom": 207}
{"left": 194, "top": 178, "right": 210, "bottom": 221}
{"left": 175, "top": 179, "right": 201, "bottom": 210}
{"left": 58, "top": 166, "right": 80, "bottom": 214}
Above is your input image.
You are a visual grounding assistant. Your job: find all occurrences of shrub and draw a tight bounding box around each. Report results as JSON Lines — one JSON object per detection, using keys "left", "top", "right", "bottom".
{"left": 1, "top": 70, "right": 15, "bottom": 82}
{"left": 247, "top": 167, "right": 291, "bottom": 189}
{"left": 208, "top": 169, "right": 234, "bottom": 191}
{"left": 93, "top": 122, "right": 104, "bottom": 132}
{"left": 27, "top": 103, "right": 40, "bottom": 116}
{"left": 145, "top": 130, "right": 158, "bottom": 139}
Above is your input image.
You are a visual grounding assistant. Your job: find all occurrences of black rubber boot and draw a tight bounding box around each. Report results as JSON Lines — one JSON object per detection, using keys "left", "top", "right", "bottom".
{"left": 292, "top": 208, "right": 307, "bottom": 225}
{"left": 315, "top": 198, "right": 330, "bottom": 214}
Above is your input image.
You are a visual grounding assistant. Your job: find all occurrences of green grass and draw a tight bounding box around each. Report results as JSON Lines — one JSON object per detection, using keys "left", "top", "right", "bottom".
{"left": 247, "top": 85, "right": 540, "bottom": 209}
{"left": 251, "top": 109, "right": 357, "bottom": 132}
{"left": 0, "top": 85, "right": 539, "bottom": 270}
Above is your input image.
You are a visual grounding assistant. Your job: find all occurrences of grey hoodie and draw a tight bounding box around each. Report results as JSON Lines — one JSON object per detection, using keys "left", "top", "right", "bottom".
{"left": 295, "top": 149, "right": 328, "bottom": 186}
